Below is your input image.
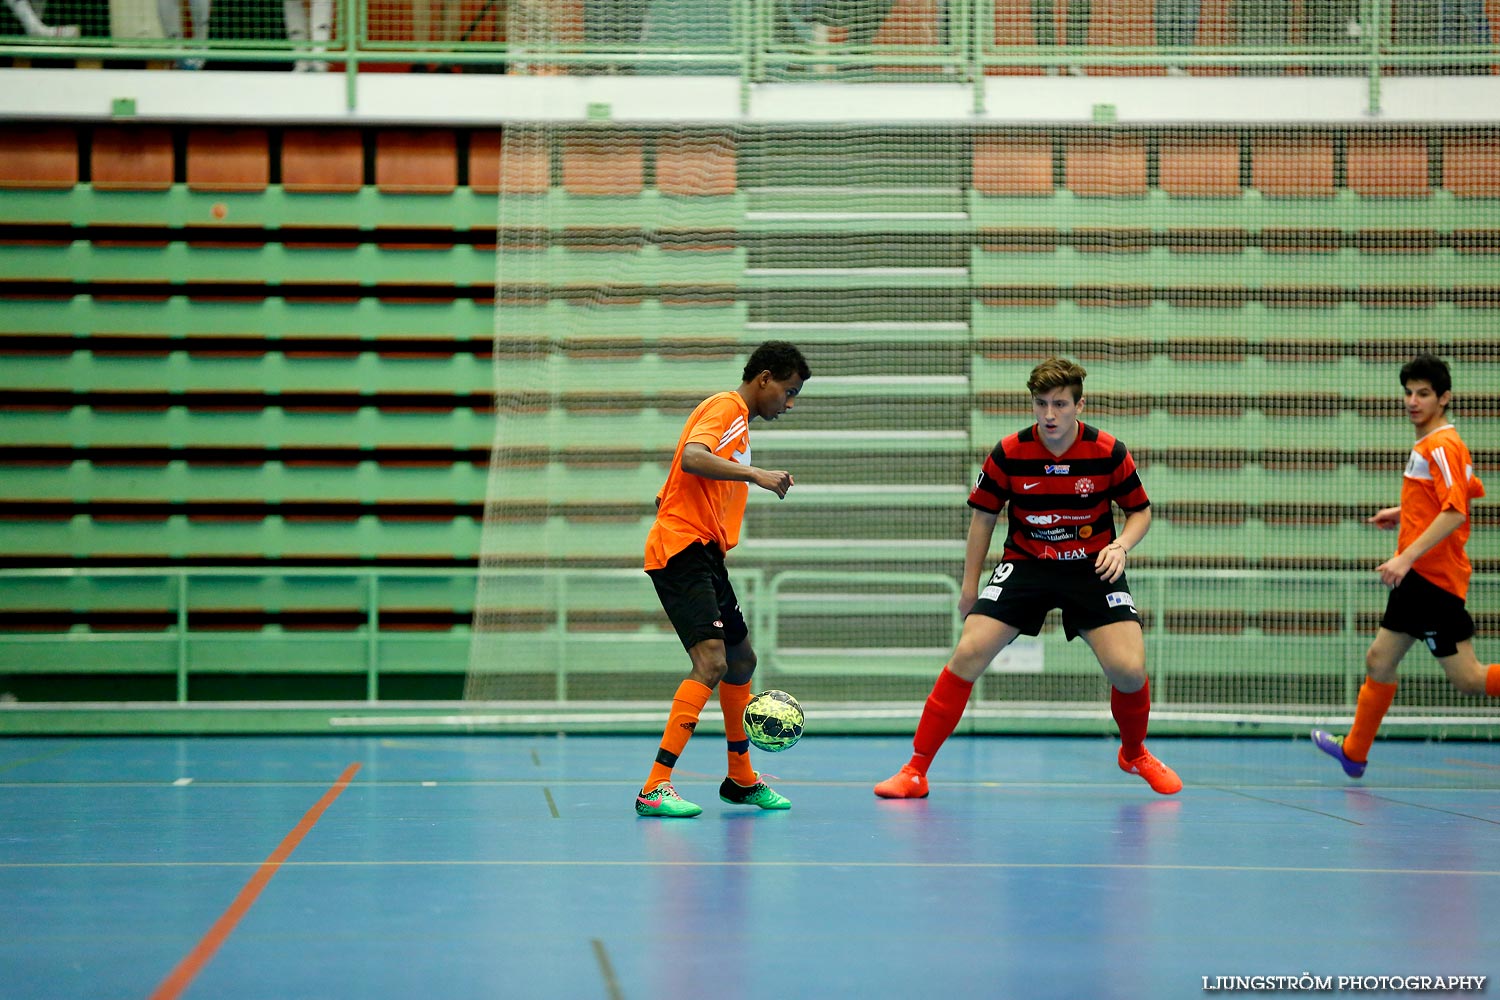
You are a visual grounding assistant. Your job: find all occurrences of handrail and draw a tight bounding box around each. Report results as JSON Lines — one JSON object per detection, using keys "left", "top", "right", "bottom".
{"left": 0, "top": 564, "right": 1408, "bottom": 704}
{"left": 0, "top": 0, "right": 1492, "bottom": 115}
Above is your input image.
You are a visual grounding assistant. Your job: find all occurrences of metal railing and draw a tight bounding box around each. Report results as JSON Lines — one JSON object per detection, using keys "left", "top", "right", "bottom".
{"left": 0, "top": 564, "right": 1441, "bottom": 704}
{"left": 2, "top": 0, "right": 1494, "bottom": 113}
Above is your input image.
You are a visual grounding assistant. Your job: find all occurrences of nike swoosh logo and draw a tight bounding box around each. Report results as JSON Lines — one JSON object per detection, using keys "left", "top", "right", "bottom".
{"left": 1022, "top": 482, "right": 1040, "bottom": 490}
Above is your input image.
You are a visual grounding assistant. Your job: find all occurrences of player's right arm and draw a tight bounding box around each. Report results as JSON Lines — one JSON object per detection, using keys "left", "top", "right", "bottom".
{"left": 680, "top": 443, "right": 795, "bottom": 499}
{"left": 1367, "top": 506, "right": 1401, "bottom": 530}
{"left": 959, "top": 508, "right": 1000, "bottom": 617}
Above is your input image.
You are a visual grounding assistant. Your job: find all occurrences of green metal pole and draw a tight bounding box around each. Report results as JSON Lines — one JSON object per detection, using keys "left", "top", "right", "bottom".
{"left": 176, "top": 572, "right": 189, "bottom": 703}
{"left": 366, "top": 573, "right": 380, "bottom": 701}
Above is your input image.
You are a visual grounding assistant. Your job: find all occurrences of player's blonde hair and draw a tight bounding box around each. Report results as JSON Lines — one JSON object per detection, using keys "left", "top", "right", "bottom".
{"left": 1026, "top": 357, "right": 1086, "bottom": 402}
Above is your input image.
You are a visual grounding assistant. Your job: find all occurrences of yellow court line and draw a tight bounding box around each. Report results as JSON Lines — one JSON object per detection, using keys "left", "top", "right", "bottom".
{"left": 0, "top": 742, "right": 81, "bottom": 774}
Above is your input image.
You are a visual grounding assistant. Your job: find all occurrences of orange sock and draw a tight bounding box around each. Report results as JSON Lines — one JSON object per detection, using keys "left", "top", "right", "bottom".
{"left": 1342, "top": 678, "right": 1398, "bottom": 764}
{"left": 643, "top": 679, "right": 712, "bottom": 793}
{"left": 718, "top": 680, "right": 757, "bottom": 786}
{"left": 1486, "top": 664, "right": 1500, "bottom": 698}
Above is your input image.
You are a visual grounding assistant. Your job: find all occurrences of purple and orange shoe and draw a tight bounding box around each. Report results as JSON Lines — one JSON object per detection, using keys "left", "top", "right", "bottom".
{"left": 1311, "top": 730, "right": 1366, "bottom": 779}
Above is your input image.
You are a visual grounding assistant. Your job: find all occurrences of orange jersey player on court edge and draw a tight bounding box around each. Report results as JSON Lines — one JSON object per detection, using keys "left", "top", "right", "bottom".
{"left": 875, "top": 356, "right": 1183, "bottom": 800}
{"left": 1312, "top": 353, "right": 1500, "bottom": 779}
{"left": 634, "top": 341, "right": 811, "bottom": 819}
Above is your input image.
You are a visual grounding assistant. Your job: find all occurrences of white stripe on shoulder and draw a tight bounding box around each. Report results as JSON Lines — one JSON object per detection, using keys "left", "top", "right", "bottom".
{"left": 718, "top": 416, "right": 748, "bottom": 451}
{"left": 1431, "top": 445, "right": 1455, "bottom": 487}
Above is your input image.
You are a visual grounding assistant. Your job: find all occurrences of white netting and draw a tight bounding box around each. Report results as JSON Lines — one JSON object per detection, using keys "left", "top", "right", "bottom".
{"left": 466, "top": 114, "right": 1499, "bottom": 734}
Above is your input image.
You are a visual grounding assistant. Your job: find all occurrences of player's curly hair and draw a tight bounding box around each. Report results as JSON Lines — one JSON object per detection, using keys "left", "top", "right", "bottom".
{"left": 743, "top": 341, "right": 811, "bottom": 384}
{"left": 1027, "top": 357, "right": 1086, "bottom": 402}
{"left": 1401, "top": 353, "right": 1451, "bottom": 399}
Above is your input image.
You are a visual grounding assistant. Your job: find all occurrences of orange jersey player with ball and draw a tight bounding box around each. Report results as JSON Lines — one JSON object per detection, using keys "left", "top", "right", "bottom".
{"left": 635, "top": 341, "right": 810, "bottom": 818}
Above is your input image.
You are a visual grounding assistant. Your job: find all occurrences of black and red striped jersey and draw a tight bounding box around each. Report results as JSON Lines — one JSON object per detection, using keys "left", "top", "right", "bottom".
{"left": 967, "top": 422, "right": 1150, "bottom": 562}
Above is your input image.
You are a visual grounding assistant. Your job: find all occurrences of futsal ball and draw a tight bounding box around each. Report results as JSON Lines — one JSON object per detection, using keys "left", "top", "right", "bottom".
{"left": 743, "top": 689, "right": 804, "bottom": 752}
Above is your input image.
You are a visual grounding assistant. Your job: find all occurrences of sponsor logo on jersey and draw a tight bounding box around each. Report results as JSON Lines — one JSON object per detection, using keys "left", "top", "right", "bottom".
{"left": 1044, "top": 464, "right": 1070, "bottom": 474}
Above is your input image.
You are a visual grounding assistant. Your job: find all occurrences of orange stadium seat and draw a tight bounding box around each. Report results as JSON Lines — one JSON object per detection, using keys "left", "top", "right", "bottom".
{"left": 1085, "top": 0, "right": 1164, "bottom": 75}
{"left": 281, "top": 129, "right": 365, "bottom": 193}
{"left": 561, "top": 135, "right": 644, "bottom": 195}
{"left": 986, "top": 0, "right": 1044, "bottom": 76}
{"left": 1250, "top": 136, "right": 1335, "bottom": 196}
{"left": 376, "top": 129, "right": 458, "bottom": 194}
{"left": 467, "top": 131, "right": 552, "bottom": 194}
{"left": 1442, "top": 135, "right": 1500, "bottom": 197}
{"left": 91, "top": 126, "right": 173, "bottom": 191}
{"left": 1065, "top": 136, "right": 1148, "bottom": 196}
{"left": 656, "top": 134, "right": 737, "bottom": 196}
{"left": 1158, "top": 136, "right": 1242, "bottom": 196}
{"left": 973, "top": 137, "right": 1055, "bottom": 195}
{"left": 186, "top": 128, "right": 270, "bottom": 192}
{"left": 0, "top": 125, "right": 78, "bottom": 188}
{"left": 1345, "top": 135, "right": 1430, "bottom": 197}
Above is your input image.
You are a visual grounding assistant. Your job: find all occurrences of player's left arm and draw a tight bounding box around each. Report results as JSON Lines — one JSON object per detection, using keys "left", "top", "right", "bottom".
{"left": 1378, "top": 507, "right": 1467, "bottom": 588}
{"left": 1095, "top": 505, "right": 1150, "bottom": 583}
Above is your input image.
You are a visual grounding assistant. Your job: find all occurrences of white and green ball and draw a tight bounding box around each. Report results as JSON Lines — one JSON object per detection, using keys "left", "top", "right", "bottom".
{"left": 743, "top": 689, "right": 804, "bottom": 752}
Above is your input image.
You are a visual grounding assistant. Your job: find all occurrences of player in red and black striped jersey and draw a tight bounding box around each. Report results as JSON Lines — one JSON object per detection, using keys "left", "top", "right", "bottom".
{"left": 875, "top": 357, "right": 1182, "bottom": 798}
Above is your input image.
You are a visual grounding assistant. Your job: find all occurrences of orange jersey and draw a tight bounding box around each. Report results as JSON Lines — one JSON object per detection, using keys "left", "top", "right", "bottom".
{"left": 644, "top": 391, "right": 752, "bottom": 571}
{"left": 1398, "top": 423, "right": 1486, "bottom": 600}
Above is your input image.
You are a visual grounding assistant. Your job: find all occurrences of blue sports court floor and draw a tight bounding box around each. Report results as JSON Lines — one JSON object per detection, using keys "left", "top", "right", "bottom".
{"left": 1, "top": 734, "right": 1497, "bottom": 1000}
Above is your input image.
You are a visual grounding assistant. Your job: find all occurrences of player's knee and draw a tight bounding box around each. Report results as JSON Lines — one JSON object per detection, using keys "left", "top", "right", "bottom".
{"left": 1104, "top": 662, "right": 1147, "bottom": 692}
{"left": 724, "top": 650, "right": 757, "bottom": 686}
{"left": 1364, "top": 650, "right": 1398, "bottom": 682}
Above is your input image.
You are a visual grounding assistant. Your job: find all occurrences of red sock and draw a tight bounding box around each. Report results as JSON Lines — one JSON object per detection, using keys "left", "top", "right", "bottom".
{"left": 718, "top": 680, "right": 757, "bottom": 786}
{"left": 1111, "top": 680, "right": 1151, "bottom": 761}
{"left": 1343, "top": 678, "right": 1397, "bottom": 764}
{"left": 910, "top": 666, "right": 973, "bottom": 774}
{"left": 1486, "top": 664, "right": 1500, "bottom": 699}
{"left": 643, "top": 679, "right": 711, "bottom": 793}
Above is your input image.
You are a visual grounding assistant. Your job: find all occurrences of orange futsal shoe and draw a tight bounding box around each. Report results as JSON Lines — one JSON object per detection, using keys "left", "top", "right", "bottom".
{"left": 874, "top": 763, "right": 929, "bottom": 799}
{"left": 1118, "top": 748, "right": 1183, "bottom": 795}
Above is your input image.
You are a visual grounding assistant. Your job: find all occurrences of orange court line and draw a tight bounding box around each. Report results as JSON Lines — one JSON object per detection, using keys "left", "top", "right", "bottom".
{"left": 148, "top": 762, "right": 363, "bottom": 1000}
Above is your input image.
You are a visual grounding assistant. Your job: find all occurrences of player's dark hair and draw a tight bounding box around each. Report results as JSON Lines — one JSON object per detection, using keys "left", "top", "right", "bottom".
{"left": 743, "top": 341, "right": 811, "bottom": 384}
{"left": 1027, "top": 357, "right": 1086, "bottom": 402}
{"left": 1400, "top": 353, "right": 1451, "bottom": 399}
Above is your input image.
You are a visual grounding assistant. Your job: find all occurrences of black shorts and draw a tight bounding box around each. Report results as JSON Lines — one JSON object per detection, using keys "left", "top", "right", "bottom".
{"left": 647, "top": 541, "right": 750, "bottom": 651}
{"left": 967, "top": 558, "right": 1141, "bottom": 641}
{"left": 1380, "top": 569, "right": 1474, "bottom": 658}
